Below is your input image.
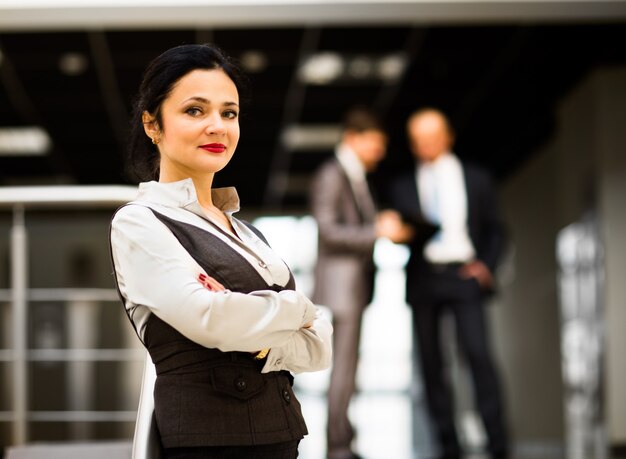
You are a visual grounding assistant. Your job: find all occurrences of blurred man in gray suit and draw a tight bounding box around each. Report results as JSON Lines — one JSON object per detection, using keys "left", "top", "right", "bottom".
{"left": 310, "top": 107, "right": 412, "bottom": 459}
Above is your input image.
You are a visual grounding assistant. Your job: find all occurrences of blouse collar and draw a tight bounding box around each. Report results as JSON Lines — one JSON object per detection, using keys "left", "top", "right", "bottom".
{"left": 136, "top": 178, "right": 241, "bottom": 215}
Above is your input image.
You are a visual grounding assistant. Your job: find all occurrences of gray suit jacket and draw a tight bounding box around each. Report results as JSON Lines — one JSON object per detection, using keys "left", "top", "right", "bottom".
{"left": 310, "top": 157, "right": 377, "bottom": 316}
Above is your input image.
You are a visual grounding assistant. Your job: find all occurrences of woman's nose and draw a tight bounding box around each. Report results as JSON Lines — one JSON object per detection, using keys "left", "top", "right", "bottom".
{"left": 205, "top": 113, "right": 226, "bottom": 135}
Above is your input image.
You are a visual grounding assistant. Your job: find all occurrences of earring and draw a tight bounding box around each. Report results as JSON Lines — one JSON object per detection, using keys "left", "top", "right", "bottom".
{"left": 152, "top": 137, "right": 160, "bottom": 145}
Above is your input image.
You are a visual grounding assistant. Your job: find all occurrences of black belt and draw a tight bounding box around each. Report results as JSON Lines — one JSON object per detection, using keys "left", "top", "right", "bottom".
{"left": 428, "top": 261, "right": 465, "bottom": 273}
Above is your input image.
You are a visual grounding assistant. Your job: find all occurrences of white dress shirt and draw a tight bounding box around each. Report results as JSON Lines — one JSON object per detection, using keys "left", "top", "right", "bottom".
{"left": 110, "top": 178, "right": 332, "bottom": 374}
{"left": 417, "top": 152, "right": 476, "bottom": 263}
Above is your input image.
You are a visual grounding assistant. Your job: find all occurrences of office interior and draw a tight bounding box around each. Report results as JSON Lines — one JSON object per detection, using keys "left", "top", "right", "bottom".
{"left": 0, "top": 1, "right": 625, "bottom": 458}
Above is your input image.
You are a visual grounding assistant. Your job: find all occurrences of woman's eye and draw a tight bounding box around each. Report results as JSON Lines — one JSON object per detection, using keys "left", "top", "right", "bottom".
{"left": 223, "top": 110, "right": 239, "bottom": 120}
{"left": 185, "top": 107, "right": 202, "bottom": 116}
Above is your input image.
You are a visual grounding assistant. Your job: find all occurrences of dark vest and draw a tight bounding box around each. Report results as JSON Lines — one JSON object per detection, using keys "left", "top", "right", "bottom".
{"left": 111, "top": 207, "right": 308, "bottom": 449}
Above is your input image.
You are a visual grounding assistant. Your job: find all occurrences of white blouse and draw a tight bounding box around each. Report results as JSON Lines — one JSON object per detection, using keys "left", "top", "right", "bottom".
{"left": 110, "top": 178, "right": 332, "bottom": 374}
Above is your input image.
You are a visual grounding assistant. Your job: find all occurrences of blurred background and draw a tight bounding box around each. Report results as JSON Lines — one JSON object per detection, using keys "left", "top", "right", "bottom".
{"left": 0, "top": 0, "right": 625, "bottom": 458}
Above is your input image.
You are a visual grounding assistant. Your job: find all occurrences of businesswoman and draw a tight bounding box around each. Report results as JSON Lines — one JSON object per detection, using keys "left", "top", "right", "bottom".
{"left": 109, "top": 44, "right": 332, "bottom": 459}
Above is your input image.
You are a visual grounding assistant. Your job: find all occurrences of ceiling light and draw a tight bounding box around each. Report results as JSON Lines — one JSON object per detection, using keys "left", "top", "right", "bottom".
{"left": 240, "top": 50, "right": 268, "bottom": 73}
{"left": 0, "top": 127, "right": 52, "bottom": 156}
{"left": 298, "top": 52, "right": 344, "bottom": 85}
{"left": 282, "top": 124, "right": 342, "bottom": 151}
{"left": 59, "top": 52, "right": 88, "bottom": 76}
{"left": 348, "top": 56, "right": 374, "bottom": 79}
{"left": 298, "top": 52, "right": 407, "bottom": 85}
{"left": 377, "top": 53, "right": 408, "bottom": 82}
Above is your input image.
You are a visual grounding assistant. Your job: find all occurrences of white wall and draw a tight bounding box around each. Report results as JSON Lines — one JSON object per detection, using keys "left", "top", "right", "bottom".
{"left": 495, "top": 64, "right": 626, "bottom": 452}
{"left": 593, "top": 67, "right": 626, "bottom": 444}
{"left": 496, "top": 139, "right": 564, "bottom": 452}
{"left": 555, "top": 65, "right": 626, "bottom": 444}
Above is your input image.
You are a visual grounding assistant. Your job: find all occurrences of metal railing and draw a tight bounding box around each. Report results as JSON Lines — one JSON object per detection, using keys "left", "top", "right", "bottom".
{"left": 0, "top": 185, "right": 138, "bottom": 445}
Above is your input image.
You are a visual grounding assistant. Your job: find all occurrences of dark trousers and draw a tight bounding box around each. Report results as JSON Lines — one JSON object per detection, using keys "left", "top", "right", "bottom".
{"left": 326, "top": 303, "right": 365, "bottom": 459}
{"left": 163, "top": 441, "right": 300, "bottom": 459}
{"left": 410, "top": 266, "right": 508, "bottom": 459}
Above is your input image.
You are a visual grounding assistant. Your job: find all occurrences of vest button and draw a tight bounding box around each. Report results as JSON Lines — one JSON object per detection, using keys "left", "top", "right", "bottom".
{"left": 235, "top": 378, "right": 247, "bottom": 392}
{"left": 282, "top": 389, "right": 291, "bottom": 403}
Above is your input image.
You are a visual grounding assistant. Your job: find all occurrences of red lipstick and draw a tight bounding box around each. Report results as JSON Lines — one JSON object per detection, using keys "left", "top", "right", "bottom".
{"left": 200, "top": 143, "right": 226, "bottom": 153}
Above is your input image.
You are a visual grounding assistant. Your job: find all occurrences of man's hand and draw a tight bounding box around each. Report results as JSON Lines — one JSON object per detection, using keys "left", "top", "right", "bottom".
{"left": 458, "top": 260, "right": 493, "bottom": 290}
{"left": 376, "top": 209, "right": 414, "bottom": 244}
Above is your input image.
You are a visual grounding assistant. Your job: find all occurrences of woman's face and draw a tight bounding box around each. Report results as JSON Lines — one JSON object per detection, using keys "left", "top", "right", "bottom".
{"left": 147, "top": 68, "right": 240, "bottom": 180}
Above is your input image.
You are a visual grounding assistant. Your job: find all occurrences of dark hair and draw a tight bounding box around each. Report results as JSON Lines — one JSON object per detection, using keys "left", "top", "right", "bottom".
{"left": 126, "top": 44, "right": 247, "bottom": 182}
{"left": 341, "top": 106, "right": 385, "bottom": 134}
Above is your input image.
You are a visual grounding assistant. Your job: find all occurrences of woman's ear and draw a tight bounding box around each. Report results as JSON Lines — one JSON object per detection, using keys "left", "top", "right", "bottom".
{"left": 142, "top": 111, "right": 160, "bottom": 144}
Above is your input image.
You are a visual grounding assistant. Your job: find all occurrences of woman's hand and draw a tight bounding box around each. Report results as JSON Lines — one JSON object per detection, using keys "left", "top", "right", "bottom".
{"left": 198, "top": 274, "right": 271, "bottom": 357}
{"left": 198, "top": 273, "right": 225, "bottom": 291}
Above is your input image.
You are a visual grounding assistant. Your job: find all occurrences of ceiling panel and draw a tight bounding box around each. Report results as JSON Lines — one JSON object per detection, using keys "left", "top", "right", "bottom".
{"left": 0, "top": 24, "right": 625, "bottom": 210}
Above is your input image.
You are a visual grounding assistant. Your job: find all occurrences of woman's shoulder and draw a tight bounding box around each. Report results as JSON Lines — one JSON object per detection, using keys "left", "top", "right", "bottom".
{"left": 109, "top": 203, "right": 176, "bottom": 251}
{"left": 113, "top": 201, "right": 154, "bottom": 219}
{"left": 111, "top": 202, "right": 161, "bottom": 232}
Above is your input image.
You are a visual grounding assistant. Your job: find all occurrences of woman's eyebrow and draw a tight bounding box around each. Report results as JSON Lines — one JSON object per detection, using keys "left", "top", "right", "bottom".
{"left": 181, "top": 96, "right": 210, "bottom": 105}
{"left": 180, "top": 97, "right": 239, "bottom": 107}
